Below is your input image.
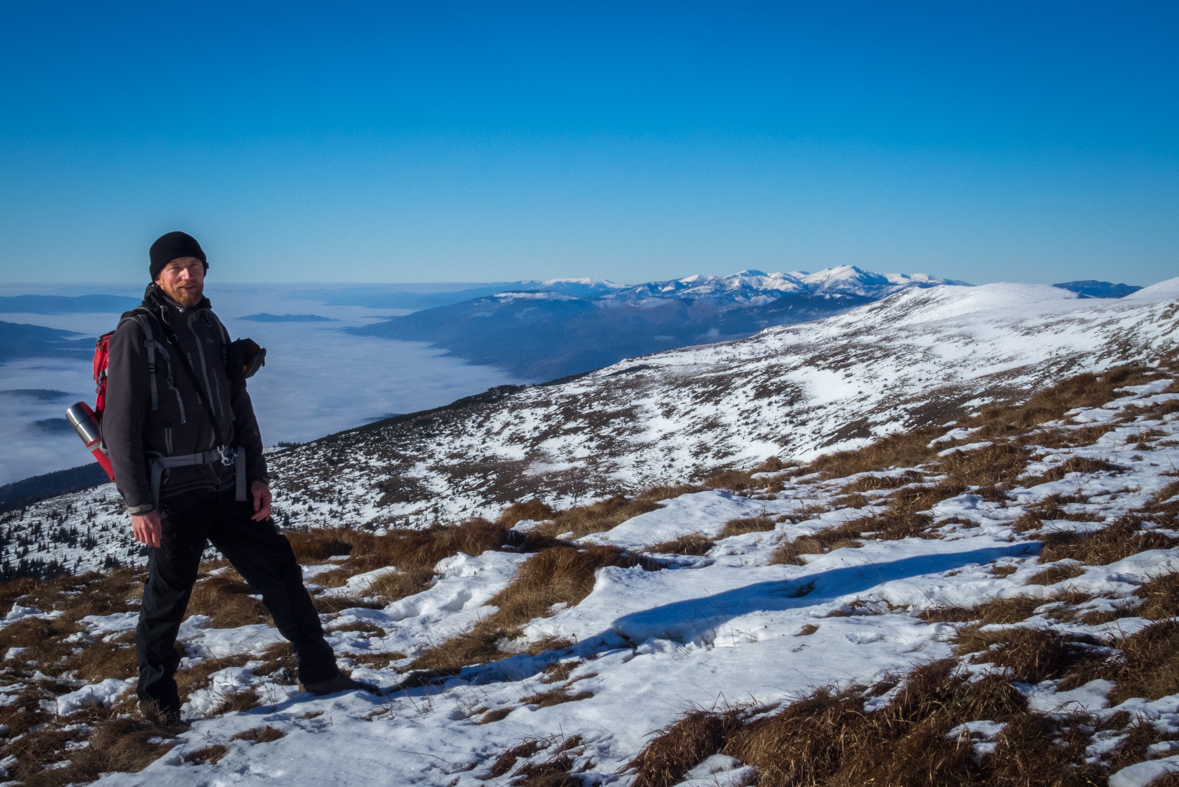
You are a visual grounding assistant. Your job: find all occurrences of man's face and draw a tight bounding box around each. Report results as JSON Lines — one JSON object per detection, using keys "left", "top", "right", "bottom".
{"left": 154, "top": 257, "right": 205, "bottom": 307}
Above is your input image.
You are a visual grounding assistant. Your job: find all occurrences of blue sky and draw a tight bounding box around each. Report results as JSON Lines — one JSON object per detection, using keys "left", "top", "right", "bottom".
{"left": 1, "top": 1, "right": 1176, "bottom": 286}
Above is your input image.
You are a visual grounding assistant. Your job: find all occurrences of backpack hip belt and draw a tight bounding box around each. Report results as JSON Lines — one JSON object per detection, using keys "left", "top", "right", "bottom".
{"left": 149, "top": 445, "right": 246, "bottom": 511}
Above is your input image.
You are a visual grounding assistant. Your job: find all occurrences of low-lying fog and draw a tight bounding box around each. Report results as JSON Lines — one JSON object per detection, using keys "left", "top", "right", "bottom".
{"left": 0, "top": 284, "right": 527, "bottom": 487}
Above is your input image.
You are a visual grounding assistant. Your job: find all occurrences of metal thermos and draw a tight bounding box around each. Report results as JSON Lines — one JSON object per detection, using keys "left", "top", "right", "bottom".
{"left": 66, "top": 402, "right": 115, "bottom": 481}
{"left": 66, "top": 402, "right": 102, "bottom": 448}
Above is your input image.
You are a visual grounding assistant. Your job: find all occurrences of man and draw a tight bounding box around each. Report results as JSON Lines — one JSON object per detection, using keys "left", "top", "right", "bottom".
{"left": 104, "top": 230, "right": 374, "bottom": 723}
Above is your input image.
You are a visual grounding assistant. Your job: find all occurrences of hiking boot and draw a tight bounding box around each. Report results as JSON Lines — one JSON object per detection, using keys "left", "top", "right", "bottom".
{"left": 140, "top": 699, "right": 190, "bottom": 729}
{"left": 301, "top": 672, "right": 381, "bottom": 697}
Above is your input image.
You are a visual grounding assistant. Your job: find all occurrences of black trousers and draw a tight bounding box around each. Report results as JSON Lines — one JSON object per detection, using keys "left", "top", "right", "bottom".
{"left": 135, "top": 486, "right": 338, "bottom": 711}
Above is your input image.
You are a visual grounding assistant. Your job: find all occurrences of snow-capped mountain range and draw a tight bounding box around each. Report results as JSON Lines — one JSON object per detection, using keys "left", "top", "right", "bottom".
{"left": 593, "top": 266, "right": 964, "bottom": 307}
{"left": 354, "top": 266, "right": 965, "bottom": 379}
{"left": 475, "top": 265, "right": 961, "bottom": 306}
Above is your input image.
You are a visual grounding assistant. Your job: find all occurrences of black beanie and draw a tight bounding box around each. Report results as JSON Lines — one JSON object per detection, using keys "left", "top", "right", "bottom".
{"left": 149, "top": 231, "right": 208, "bottom": 280}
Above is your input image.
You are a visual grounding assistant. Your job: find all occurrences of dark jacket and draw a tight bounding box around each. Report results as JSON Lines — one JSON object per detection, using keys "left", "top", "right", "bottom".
{"left": 104, "top": 284, "right": 267, "bottom": 513}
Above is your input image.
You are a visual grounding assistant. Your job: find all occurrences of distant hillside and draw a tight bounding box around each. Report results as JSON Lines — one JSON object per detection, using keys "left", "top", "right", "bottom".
{"left": 0, "top": 320, "right": 92, "bottom": 364}
{"left": 354, "top": 266, "right": 960, "bottom": 379}
{"left": 239, "top": 313, "right": 337, "bottom": 322}
{"left": 1054, "top": 280, "right": 1142, "bottom": 298}
{"left": 0, "top": 462, "right": 111, "bottom": 512}
{"left": 0, "top": 294, "right": 140, "bottom": 314}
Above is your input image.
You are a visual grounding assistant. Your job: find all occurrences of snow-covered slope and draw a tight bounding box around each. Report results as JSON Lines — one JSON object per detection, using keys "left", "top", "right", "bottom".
{"left": 4, "top": 360, "right": 1179, "bottom": 786}
{"left": 293, "top": 279, "right": 1179, "bottom": 529}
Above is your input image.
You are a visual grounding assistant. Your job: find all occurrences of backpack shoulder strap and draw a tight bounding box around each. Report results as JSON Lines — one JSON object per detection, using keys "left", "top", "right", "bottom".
{"left": 117, "top": 307, "right": 164, "bottom": 412}
{"left": 206, "top": 310, "right": 232, "bottom": 345}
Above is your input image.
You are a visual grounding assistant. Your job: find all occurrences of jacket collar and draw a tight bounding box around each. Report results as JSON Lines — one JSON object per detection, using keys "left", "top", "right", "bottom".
{"left": 142, "top": 283, "right": 212, "bottom": 321}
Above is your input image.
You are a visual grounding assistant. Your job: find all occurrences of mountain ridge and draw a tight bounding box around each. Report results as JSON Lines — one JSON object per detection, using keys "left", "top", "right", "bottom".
{"left": 353, "top": 265, "right": 966, "bottom": 379}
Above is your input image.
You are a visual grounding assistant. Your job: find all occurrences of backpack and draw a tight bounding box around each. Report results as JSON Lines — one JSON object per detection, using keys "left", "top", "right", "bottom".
{"left": 67, "top": 308, "right": 157, "bottom": 482}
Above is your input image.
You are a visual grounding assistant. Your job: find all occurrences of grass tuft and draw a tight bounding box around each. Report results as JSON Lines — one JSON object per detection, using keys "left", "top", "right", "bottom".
{"left": 644, "top": 533, "right": 715, "bottom": 555}
{"left": 720, "top": 515, "right": 776, "bottom": 538}
{"left": 629, "top": 708, "right": 744, "bottom": 787}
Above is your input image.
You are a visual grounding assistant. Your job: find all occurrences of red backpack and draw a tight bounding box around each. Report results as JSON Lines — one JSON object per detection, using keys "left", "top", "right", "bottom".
{"left": 66, "top": 309, "right": 156, "bottom": 482}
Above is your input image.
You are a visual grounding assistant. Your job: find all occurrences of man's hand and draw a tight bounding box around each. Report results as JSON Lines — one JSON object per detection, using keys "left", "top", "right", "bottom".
{"left": 251, "top": 480, "right": 272, "bottom": 522}
{"left": 132, "top": 511, "right": 162, "bottom": 548}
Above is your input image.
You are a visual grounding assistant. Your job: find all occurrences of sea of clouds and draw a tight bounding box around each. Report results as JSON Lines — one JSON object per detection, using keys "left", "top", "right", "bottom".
{"left": 0, "top": 283, "right": 526, "bottom": 487}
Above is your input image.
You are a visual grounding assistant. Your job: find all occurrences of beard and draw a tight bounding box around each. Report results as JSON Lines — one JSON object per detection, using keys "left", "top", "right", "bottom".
{"left": 161, "top": 280, "right": 204, "bottom": 307}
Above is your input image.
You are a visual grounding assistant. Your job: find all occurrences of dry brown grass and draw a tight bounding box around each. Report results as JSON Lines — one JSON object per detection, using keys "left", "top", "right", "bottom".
{"left": 1133, "top": 571, "right": 1179, "bottom": 620}
{"left": 317, "top": 518, "right": 516, "bottom": 579}
{"left": 638, "top": 483, "right": 707, "bottom": 502}
{"left": 174, "top": 653, "right": 253, "bottom": 703}
{"left": 358, "top": 566, "right": 434, "bottom": 602}
{"left": 212, "top": 686, "right": 261, "bottom": 715}
{"left": 62, "top": 630, "right": 138, "bottom": 682}
{"left": 940, "top": 443, "right": 1033, "bottom": 488}
{"left": 1039, "top": 514, "right": 1178, "bottom": 566}
{"left": 715, "top": 651, "right": 1170, "bottom": 786}
{"left": 722, "top": 661, "right": 1039, "bottom": 787}
{"left": 411, "top": 546, "right": 657, "bottom": 671}
{"left": 703, "top": 468, "right": 757, "bottom": 491}
{"left": 498, "top": 500, "right": 556, "bottom": 527}
{"left": 186, "top": 573, "right": 271, "bottom": 629}
{"left": 919, "top": 596, "right": 1047, "bottom": 626}
{"left": 720, "top": 515, "right": 776, "bottom": 538}
{"left": 1022, "top": 456, "right": 1126, "bottom": 487}
{"left": 752, "top": 456, "right": 791, "bottom": 473}
{"left": 511, "top": 754, "right": 580, "bottom": 787}
{"left": 0, "top": 568, "right": 144, "bottom": 621}
{"left": 628, "top": 708, "right": 744, "bottom": 787}
{"left": 776, "top": 502, "right": 832, "bottom": 524}
{"left": 955, "top": 626, "right": 1103, "bottom": 684}
{"left": 519, "top": 687, "right": 594, "bottom": 708}
{"left": 230, "top": 725, "right": 286, "bottom": 743}
{"left": 798, "top": 365, "right": 1158, "bottom": 485}
{"left": 1060, "top": 619, "right": 1179, "bottom": 705}
{"left": 973, "top": 365, "right": 1159, "bottom": 437}
{"left": 252, "top": 642, "right": 299, "bottom": 683}
{"left": 1022, "top": 493, "right": 1100, "bottom": 522}
{"left": 305, "top": 517, "right": 553, "bottom": 608}
{"left": 770, "top": 531, "right": 863, "bottom": 566}
{"left": 491, "top": 738, "right": 547, "bottom": 777}
{"left": 1023, "top": 424, "right": 1116, "bottom": 449}
{"left": 540, "top": 660, "right": 582, "bottom": 684}
{"left": 283, "top": 530, "right": 353, "bottom": 563}
{"left": 1025, "top": 563, "right": 1085, "bottom": 586}
{"left": 529, "top": 496, "right": 661, "bottom": 540}
{"left": 828, "top": 492, "right": 870, "bottom": 509}
{"left": 797, "top": 624, "right": 819, "bottom": 636}
{"left": 480, "top": 707, "right": 514, "bottom": 724}
{"left": 644, "top": 533, "right": 715, "bottom": 555}
{"left": 808, "top": 426, "right": 946, "bottom": 480}
{"left": 183, "top": 745, "right": 229, "bottom": 765}
{"left": 6, "top": 708, "right": 180, "bottom": 786}
{"left": 347, "top": 651, "right": 407, "bottom": 669}
{"left": 327, "top": 619, "right": 386, "bottom": 635}
{"left": 839, "top": 470, "right": 926, "bottom": 494}
{"left": 0, "top": 616, "right": 85, "bottom": 676}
